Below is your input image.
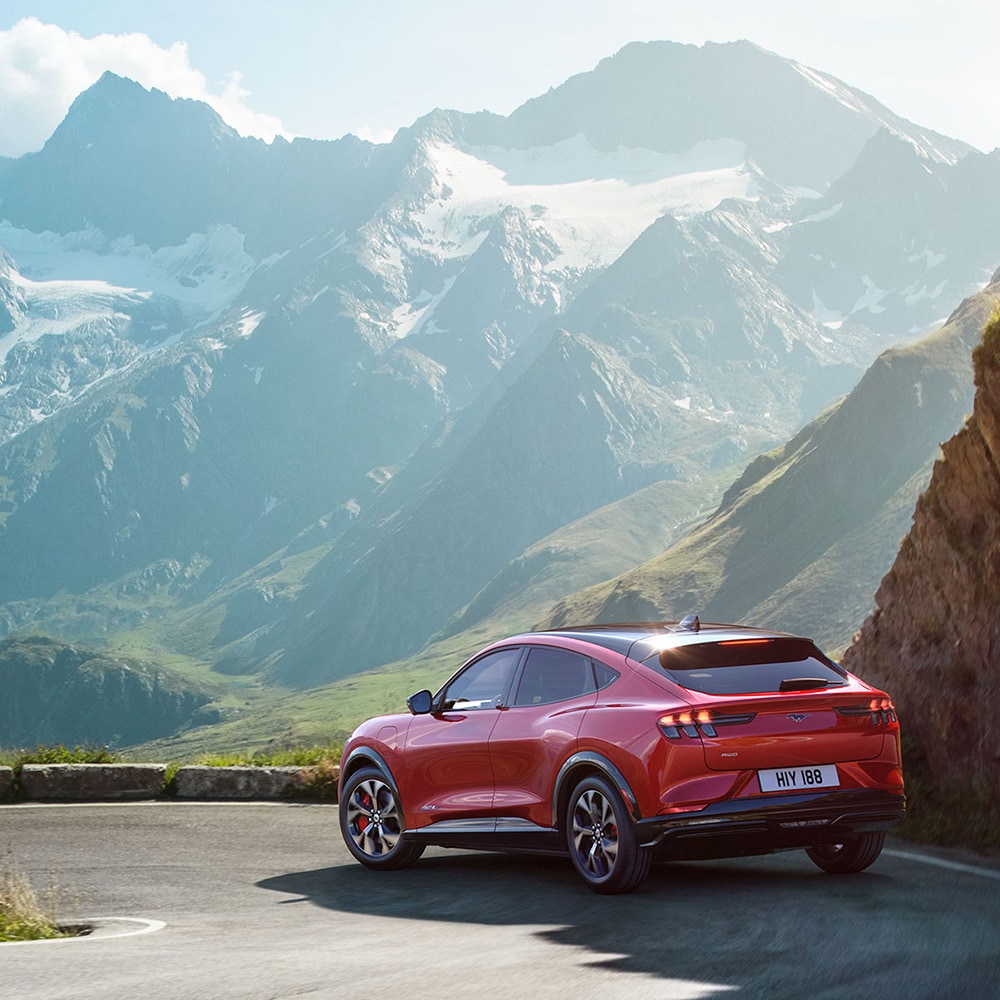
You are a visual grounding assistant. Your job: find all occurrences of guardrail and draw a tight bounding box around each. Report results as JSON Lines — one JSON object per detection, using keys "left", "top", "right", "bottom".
{"left": 0, "top": 764, "right": 340, "bottom": 802}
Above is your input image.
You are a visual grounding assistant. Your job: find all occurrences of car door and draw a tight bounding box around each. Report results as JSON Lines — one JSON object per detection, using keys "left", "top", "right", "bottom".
{"left": 400, "top": 646, "right": 523, "bottom": 827}
{"left": 488, "top": 645, "right": 598, "bottom": 830}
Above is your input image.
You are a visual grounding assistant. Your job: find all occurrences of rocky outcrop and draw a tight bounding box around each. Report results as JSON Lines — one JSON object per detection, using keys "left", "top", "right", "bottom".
{"left": 0, "top": 248, "right": 26, "bottom": 335}
{"left": 844, "top": 305, "right": 1000, "bottom": 846}
{"left": 0, "top": 636, "right": 217, "bottom": 748}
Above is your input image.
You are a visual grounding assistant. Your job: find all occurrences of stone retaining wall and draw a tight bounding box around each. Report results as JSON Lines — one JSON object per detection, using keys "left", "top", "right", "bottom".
{"left": 20, "top": 764, "right": 167, "bottom": 801}
{"left": 175, "top": 766, "right": 309, "bottom": 800}
{"left": 2, "top": 763, "right": 340, "bottom": 802}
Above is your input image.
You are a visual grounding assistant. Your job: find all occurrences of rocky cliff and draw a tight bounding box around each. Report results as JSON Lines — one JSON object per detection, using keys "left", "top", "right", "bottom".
{"left": 844, "top": 305, "right": 1000, "bottom": 847}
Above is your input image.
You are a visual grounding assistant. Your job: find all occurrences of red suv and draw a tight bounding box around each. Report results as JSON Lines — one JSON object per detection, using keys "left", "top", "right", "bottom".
{"left": 338, "top": 619, "right": 905, "bottom": 893}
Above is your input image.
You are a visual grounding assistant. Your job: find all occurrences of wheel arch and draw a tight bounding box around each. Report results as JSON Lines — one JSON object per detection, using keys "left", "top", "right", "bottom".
{"left": 339, "top": 745, "right": 395, "bottom": 791}
{"left": 552, "top": 751, "right": 642, "bottom": 830}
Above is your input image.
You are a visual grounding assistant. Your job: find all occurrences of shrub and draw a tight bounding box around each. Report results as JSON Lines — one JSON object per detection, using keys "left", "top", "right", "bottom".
{"left": 0, "top": 863, "right": 66, "bottom": 942}
{"left": 196, "top": 743, "right": 342, "bottom": 768}
{"left": 291, "top": 758, "right": 341, "bottom": 800}
{"left": 12, "top": 743, "right": 118, "bottom": 766}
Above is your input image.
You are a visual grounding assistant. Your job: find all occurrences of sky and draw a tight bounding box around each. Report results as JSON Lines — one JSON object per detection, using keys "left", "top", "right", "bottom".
{"left": 0, "top": 1, "right": 998, "bottom": 159}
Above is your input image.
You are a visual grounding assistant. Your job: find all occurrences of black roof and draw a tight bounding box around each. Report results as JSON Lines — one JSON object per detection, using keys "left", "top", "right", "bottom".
{"left": 536, "top": 621, "right": 799, "bottom": 662}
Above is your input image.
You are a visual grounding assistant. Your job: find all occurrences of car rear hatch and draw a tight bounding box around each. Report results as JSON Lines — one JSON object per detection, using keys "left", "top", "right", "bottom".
{"left": 654, "top": 636, "right": 888, "bottom": 771}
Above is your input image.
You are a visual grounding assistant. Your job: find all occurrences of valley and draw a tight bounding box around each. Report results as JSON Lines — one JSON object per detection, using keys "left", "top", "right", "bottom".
{"left": 0, "top": 40, "right": 998, "bottom": 775}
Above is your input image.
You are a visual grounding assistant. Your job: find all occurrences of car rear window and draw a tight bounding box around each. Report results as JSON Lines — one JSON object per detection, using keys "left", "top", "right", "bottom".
{"left": 653, "top": 638, "right": 847, "bottom": 695}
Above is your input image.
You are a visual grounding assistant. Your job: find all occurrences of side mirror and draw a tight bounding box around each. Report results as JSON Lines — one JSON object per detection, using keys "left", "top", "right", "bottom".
{"left": 407, "top": 689, "right": 433, "bottom": 715}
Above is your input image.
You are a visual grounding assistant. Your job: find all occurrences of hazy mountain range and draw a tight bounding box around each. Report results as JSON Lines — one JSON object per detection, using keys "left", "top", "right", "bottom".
{"left": 1, "top": 40, "right": 998, "bottom": 746}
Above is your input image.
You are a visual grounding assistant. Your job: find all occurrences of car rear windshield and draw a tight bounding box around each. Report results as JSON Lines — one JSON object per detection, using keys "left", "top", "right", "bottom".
{"left": 653, "top": 638, "right": 847, "bottom": 695}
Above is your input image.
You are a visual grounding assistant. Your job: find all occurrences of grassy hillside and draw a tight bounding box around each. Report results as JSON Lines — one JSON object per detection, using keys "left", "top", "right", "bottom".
{"left": 540, "top": 278, "right": 1000, "bottom": 651}
{"left": 121, "top": 473, "right": 725, "bottom": 757}
{"left": 73, "top": 284, "right": 999, "bottom": 755}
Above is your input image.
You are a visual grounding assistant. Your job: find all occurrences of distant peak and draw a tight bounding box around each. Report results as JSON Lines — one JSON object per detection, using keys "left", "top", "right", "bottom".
{"left": 71, "top": 70, "right": 153, "bottom": 109}
{"left": 94, "top": 69, "right": 142, "bottom": 88}
{"left": 48, "top": 72, "right": 237, "bottom": 152}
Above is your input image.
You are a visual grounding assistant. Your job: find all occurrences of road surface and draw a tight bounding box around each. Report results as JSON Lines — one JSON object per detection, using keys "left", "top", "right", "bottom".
{"left": 1, "top": 802, "right": 998, "bottom": 999}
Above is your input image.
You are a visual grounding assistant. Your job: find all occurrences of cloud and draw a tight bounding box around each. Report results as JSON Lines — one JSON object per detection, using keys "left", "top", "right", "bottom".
{"left": 0, "top": 17, "right": 289, "bottom": 158}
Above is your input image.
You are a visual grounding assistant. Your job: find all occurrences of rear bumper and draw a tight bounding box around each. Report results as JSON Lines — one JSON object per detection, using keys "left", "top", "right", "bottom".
{"left": 637, "top": 788, "right": 906, "bottom": 861}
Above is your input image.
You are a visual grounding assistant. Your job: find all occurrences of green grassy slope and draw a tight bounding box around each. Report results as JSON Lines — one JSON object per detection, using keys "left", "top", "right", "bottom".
{"left": 540, "top": 280, "right": 1000, "bottom": 650}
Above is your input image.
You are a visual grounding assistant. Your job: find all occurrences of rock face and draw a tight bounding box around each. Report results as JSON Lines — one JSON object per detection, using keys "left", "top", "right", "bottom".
{"left": 843, "top": 308, "right": 1000, "bottom": 845}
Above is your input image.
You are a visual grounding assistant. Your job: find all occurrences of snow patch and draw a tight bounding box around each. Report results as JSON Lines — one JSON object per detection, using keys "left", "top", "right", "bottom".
{"left": 809, "top": 290, "right": 845, "bottom": 329}
{"left": 409, "top": 137, "right": 757, "bottom": 275}
{"left": 852, "top": 276, "right": 888, "bottom": 316}
{"left": 799, "top": 202, "right": 843, "bottom": 225}
{"left": 391, "top": 277, "right": 457, "bottom": 339}
{"left": 0, "top": 223, "right": 258, "bottom": 364}
{"left": 0, "top": 223, "right": 256, "bottom": 315}
{"left": 903, "top": 279, "right": 948, "bottom": 306}
{"left": 907, "top": 248, "right": 947, "bottom": 269}
{"left": 789, "top": 63, "right": 962, "bottom": 165}
{"left": 790, "top": 63, "right": 871, "bottom": 117}
{"left": 238, "top": 309, "right": 265, "bottom": 338}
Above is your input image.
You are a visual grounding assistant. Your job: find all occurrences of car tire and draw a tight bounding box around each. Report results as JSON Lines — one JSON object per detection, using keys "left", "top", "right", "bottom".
{"left": 565, "top": 774, "right": 651, "bottom": 894}
{"left": 805, "top": 831, "right": 885, "bottom": 873}
{"left": 340, "top": 767, "right": 425, "bottom": 870}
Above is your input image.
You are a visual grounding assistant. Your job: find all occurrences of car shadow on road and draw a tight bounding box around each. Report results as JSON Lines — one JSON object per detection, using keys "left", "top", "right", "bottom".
{"left": 257, "top": 851, "right": 914, "bottom": 998}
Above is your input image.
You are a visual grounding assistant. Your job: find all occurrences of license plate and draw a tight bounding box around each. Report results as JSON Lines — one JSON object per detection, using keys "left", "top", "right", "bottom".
{"left": 758, "top": 764, "right": 839, "bottom": 793}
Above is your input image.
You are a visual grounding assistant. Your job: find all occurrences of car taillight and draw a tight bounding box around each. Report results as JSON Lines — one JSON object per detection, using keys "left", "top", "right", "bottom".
{"left": 658, "top": 710, "right": 756, "bottom": 740}
{"left": 836, "top": 699, "right": 897, "bottom": 725}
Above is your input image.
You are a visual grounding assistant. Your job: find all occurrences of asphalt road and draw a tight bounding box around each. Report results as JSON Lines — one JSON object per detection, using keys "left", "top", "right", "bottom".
{"left": 1, "top": 802, "right": 998, "bottom": 1000}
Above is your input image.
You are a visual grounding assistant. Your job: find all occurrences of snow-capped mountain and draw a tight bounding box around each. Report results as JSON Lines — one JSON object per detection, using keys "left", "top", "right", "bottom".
{"left": 0, "top": 223, "right": 257, "bottom": 443}
{"left": 0, "top": 40, "right": 997, "bottom": 700}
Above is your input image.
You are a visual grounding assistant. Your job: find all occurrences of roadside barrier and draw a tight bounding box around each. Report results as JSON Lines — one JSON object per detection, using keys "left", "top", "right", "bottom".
{"left": 1, "top": 763, "right": 340, "bottom": 802}
{"left": 19, "top": 764, "right": 167, "bottom": 801}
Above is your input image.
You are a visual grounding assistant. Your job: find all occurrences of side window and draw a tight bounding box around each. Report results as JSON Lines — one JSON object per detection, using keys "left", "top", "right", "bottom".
{"left": 440, "top": 648, "right": 521, "bottom": 711}
{"left": 593, "top": 659, "right": 620, "bottom": 691}
{"left": 513, "top": 647, "right": 596, "bottom": 707}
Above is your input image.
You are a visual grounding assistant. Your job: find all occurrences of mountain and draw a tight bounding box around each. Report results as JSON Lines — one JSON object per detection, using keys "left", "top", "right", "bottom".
{"left": 842, "top": 306, "right": 1000, "bottom": 846}
{"left": 0, "top": 41, "right": 997, "bottom": 718}
{"left": 0, "top": 635, "right": 217, "bottom": 746}
{"left": 0, "top": 71, "right": 390, "bottom": 254}
{"left": 445, "top": 40, "right": 970, "bottom": 191}
{"left": 252, "top": 204, "right": 863, "bottom": 684}
{"left": 776, "top": 129, "right": 1000, "bottom": 338}
{"left": 542, "top": 274, "right": 1000, "bottom": 650}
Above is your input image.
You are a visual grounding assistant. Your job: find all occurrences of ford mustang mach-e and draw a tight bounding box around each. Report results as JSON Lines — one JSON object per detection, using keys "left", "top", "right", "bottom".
{"left": 338, "top": 619, "right": 904, "bottom": 893}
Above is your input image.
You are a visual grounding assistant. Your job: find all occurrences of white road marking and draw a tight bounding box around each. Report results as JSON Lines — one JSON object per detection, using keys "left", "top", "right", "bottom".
{"left": 0, "top": 918, "right": 166, "bottom": 947}
{"left": 885, "top": 848, "right": 1000, "bottom": 881}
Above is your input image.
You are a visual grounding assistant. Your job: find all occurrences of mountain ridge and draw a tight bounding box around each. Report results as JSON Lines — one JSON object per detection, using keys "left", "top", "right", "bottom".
{"left": 541, "top": 275, "right": 1000, "bottom": 649}
{"left": 0, "top": 39, "right": 997, "bottom": 727}
{"left": 445, "top": 40, "right": 970, "bottom": 191}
